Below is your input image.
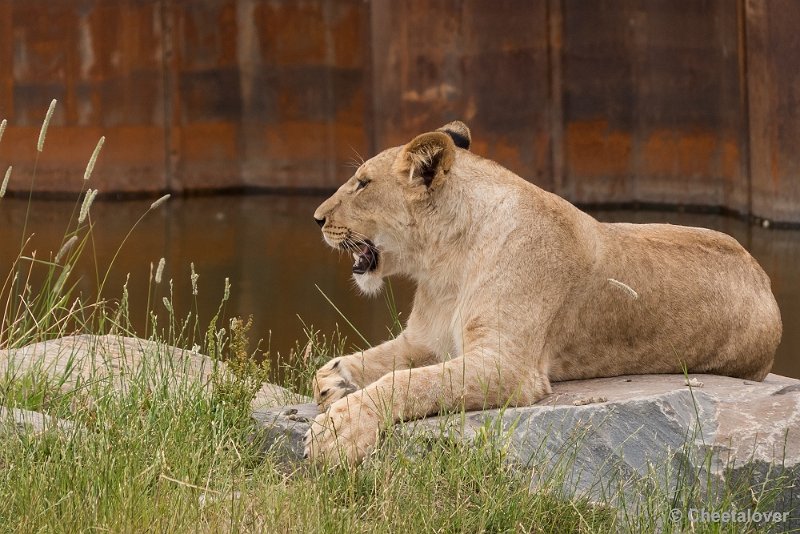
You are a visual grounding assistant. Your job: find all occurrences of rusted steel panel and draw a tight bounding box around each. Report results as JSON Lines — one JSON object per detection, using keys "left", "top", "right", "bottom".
{"left": 169, "top": 0, "right": 371, "bottom": 192}
{"left": 561, "top": 0, "right": 749, "bottom": 212}
{"left": 0, "top": 1, "right": 167, "bottom": 195}
{"left": 371, "top": 0, "right": 552, "bottom": 188}
{"left": 165, "top": 0, "right": 242, "bottom": 191}
{"left": 746, "top": 0, "right": 800, "bottom": 223}
{"left": 251, "top": 0, "right": 371, "bottom": 190}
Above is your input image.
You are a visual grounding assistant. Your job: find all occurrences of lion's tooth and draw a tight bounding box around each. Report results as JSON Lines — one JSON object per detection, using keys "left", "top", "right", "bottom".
{"left": 352, "top": 253, "right": 360, "bottom": 261}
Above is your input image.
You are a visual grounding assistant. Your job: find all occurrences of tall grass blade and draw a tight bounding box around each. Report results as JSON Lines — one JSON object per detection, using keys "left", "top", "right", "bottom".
{"left": 314, "top": 284, "right": 370, "bottom": 348}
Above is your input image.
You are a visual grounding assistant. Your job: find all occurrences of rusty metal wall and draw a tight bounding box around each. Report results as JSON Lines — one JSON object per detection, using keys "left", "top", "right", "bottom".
{"left": 370, "top": 0, "right": 553, "bottom": 189}
{"left": 0, "top": 0, "right": 371, "bottom": 194}
{"left": 0, "top": 1, "right": 168, "bottom": 194}
{"left": 165, "top": 0, "right": 371, "bottom": 191}
{"left": 0, "top": 0, "right": 798, "bottom": 222}
{"left": 560, "top": 0, "right": 749, "bottom": 212}
{"left": 745, "top": 0, "right": 800, "bottom": 224}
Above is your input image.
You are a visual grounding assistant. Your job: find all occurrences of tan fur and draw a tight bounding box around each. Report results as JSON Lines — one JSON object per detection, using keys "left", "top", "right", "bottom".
{"left": 305, "top": 121, "right": 783, "bottom": 465}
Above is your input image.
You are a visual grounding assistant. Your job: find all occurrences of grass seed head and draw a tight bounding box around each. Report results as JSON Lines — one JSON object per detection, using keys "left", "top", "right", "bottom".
{"left": 0, "top": 166, "right": 11, "bottom": 198}
{"left": 150, "top": 194, "right": 170, "bottom": 210}
{"left": 79, "top": 189, "right": 98, "bottom": 223}
{"left": 84, "top": 136, "right": 105, "bottom": 181}
{"left": 55, "top": 235, "right": 78, "bottom": 263}
{"left": 155, "top": 257, "right": 165, "bottom": 284}
{"left": 37, "top": 99, "right": 57, "bottom": 153}
{"left": 191, "top": 262, "right": 199, "bottom": 295}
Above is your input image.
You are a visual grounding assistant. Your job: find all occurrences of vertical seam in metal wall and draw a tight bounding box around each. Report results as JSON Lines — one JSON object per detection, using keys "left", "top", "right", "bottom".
{"left": 323, "top": 0, "right": 336, "bottom": 187}
{"left": 546, "top": 0, "right": 565, "bottom": 197}
{"left": 367, "top": 1, "right": 379, "bottom": 160}
{"left": 739, "top": 0, "right": 753, "bottom": 220}
{"left": 364, "top": 0, "right": 377, "bottom": 159}
{"left": 160, "top": 0, "right": 174, "bottom": 193}
{"left": 545, "top": 0, "right": 553, "bottom": 191}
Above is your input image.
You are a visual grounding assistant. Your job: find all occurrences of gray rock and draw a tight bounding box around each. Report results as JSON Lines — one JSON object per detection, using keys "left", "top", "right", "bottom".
{"left": 0, "top": 406, "right": 75, "bottom": 435}
{"left": 0, "top": 334, "right": 299, "bottom": 412}
{"left": 250, "top": 382, "right": 311, "bottom": 413}
{"left": 0, "top": 334, "right": 228, "bottom": 394}
{"left": 251, "top": 403, "right": 319, "bottom": 463}
{"left": 0, "top": 334, "right": 312, "bottom": 444}
{"left": 252, "top": 373, "right": 799, "bottom": 526}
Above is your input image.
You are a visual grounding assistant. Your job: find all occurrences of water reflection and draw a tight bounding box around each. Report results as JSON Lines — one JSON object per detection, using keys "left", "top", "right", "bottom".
{"left": 0, "top": 196, "right": 797, "bottom": 380}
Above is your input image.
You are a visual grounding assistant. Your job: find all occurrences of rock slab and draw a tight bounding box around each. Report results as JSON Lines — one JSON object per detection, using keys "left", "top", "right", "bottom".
{"left": 253, "top": 373, "right": 800, "bottom": 526}
{"left": 0, "top": 406, "right": 75, "bottom": 435}
{"left": 0, "top": 334, "right": 300, "bottom": 412}
{"left": 0, "top": 334, "right": 224, "bottom": 393}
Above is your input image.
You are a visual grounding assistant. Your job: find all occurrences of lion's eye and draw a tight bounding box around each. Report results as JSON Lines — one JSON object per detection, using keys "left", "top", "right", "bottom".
{"left": 355, "top": 179, "right": 369, "bottom": 191}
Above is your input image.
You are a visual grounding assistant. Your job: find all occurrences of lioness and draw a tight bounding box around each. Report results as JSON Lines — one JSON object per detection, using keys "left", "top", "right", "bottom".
{"left": 305, "top": 121, "right": 782, "bottom": 465}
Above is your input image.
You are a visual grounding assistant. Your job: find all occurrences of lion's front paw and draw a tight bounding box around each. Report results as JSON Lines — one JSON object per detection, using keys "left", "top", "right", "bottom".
{"left": 303, "top": 395, "right": 380, "bottom": 466}
{"left": 313, "top": 357, "right": 358, "bottom": 410}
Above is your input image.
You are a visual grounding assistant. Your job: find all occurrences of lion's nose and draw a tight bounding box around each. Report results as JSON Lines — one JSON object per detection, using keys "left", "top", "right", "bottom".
{"left": 314, "top": 216, "right": 325, "bottom": 228}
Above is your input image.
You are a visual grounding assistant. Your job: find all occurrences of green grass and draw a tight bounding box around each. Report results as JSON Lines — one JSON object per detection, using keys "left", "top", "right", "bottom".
{"left": 0, "top": 103, "right": 793, "bottom": 533}
{"left": 0, "top": 368, "right": 613, "bottom": 532}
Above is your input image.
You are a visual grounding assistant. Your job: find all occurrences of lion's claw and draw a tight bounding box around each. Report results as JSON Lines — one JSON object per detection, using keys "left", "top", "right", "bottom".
{"left": 313, "top": 357, "right": 359, "bottom": 409}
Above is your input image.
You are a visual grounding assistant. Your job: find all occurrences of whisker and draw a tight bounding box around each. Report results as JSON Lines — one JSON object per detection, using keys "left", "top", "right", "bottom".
{"left": 348, "top": 145, "right": 366, "bottom": 167}
{"left": 348, "top": 230, "right": 372, "bottom": 242}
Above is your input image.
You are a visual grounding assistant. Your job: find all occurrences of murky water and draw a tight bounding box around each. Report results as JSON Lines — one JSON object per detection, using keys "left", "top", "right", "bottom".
{"left": 1, "top": 195, "right": 797, "bottom": 380}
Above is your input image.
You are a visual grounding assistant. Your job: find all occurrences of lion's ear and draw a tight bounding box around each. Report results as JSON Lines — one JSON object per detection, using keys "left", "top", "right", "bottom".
{"left": 401, "top": 132, "right": 456, "bottom": 188}
{"left": 436, "top": 120, "right": 471, "bottom": 150}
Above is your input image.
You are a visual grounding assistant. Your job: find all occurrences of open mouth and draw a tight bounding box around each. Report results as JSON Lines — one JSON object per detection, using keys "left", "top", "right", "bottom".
{"left": 346, "top": 240, "right": 379, "bottom": 274}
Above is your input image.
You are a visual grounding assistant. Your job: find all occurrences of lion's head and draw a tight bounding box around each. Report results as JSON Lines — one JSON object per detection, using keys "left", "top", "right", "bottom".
{"left": 313, "top": 121, "right": 472, "bottom": 295}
